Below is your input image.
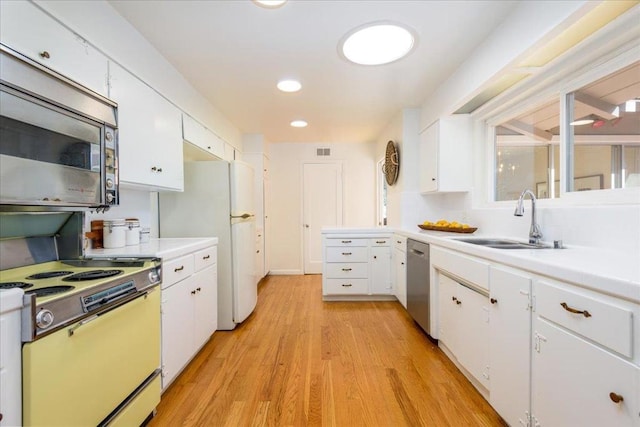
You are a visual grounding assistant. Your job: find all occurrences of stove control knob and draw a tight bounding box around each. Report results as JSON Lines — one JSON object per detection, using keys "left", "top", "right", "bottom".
{"left": 148, "top": 270, "right": 160, "bottom": 284}
{"left": 36, "top": 310, "right": 54, "bottom": 329}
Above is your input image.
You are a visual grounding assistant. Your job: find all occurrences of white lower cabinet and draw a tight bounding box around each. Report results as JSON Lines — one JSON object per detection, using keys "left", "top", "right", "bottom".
{"left": 161, "top": 246, "right": 217, "bottom": 390}
{"left": 393, "top": 241, "right": 407, "bottom": 308}
{"left": 322, "top": 234, "right": 392, "bottom": 299}
{"left": 438, "top": 273, "right": 490, "bottom": 390}
{"left": 532, "top": 318, "right": 639, "bottom": 426}
{"left": 489, "top": 266, "right": 532, "bottom": 427}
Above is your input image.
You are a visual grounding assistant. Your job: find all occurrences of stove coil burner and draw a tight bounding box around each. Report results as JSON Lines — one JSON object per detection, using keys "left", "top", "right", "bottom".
{"left": 26, "top": 271, "right": 74, "bottom": 279}
{"left": 62, "top": 269, "right": 123, "bottom": 282}
{"left": 0, "top": 281, "right": 34, "bottom": 290}
{"left": 26, "top": 285, "right": 75, "bottom": 297}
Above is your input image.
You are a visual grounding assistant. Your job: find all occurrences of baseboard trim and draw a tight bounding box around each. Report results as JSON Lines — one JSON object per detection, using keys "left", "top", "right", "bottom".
{"left": 269, "top": 269, "right": 304, "bottom": 275}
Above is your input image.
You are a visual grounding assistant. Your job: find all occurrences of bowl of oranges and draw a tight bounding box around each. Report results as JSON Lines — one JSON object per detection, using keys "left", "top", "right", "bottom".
{"left": 418, "top": 219, "right": 477, "bottom": 233}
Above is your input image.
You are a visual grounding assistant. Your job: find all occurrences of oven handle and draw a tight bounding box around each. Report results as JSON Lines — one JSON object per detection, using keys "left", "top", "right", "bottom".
{"left": 67, "top": 290, "right": 152, "bottom": 337}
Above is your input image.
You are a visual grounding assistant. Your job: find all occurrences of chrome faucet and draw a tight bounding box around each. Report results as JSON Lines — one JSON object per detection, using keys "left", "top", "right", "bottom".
{"left": 514, "top": 189, "right": 543, "bottom": 244}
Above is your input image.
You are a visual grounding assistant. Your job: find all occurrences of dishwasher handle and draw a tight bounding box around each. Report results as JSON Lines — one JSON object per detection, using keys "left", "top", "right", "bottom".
{"left": 410, "top": 248, "right": 426, "bottom": 256}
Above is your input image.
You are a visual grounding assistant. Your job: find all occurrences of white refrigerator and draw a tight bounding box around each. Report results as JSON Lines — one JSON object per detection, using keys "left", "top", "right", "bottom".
{"left": 159, "top": 160, "right": 257, "bottom": 330}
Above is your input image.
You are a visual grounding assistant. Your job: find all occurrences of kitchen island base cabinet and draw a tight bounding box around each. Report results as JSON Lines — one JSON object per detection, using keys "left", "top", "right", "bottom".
{"left": 322, "top": 233, "right": 393, "bottom": 300}
{"left": 161, "top": 246, "right": 217, "bottom": 390}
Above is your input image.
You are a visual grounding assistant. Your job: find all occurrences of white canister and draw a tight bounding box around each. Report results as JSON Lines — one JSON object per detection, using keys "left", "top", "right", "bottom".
{"left": 139, "top": 227, "right": 151, "bottom": 244}
{"left": 125, "top": 219, "right": 140, "bottom": 246}
{"left": 103, "top": 219, "right": 126, "bottom": 248}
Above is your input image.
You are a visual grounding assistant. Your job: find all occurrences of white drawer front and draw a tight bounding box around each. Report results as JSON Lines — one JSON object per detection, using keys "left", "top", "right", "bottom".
{"left": 431, "top": 246, "right": 489, "bottom": 290}
{"left": 324, "top": 238, "right": 367, "bottom": 247}
{"left": 325, "top": 246, "right": 368, "bottom": 263}
{"left": 324, "top": 278, "right": 369, "bottom": 295}
{"left": 370, "top": 238, "right": 390, "bottom": 246}
{"left": 393, "top": 235, "right": 407, "bottom": 251}
{"left": 536, "top": 280, "right": 633, "bottom": 358}
{"left": 325, "top": 263, "right": 368, "bottom": 278}
{"left": 194, "top": 246, "right": 217, "bottom": 271}
{"left": 162, "top": 254, "right": 195, "bottom": 289}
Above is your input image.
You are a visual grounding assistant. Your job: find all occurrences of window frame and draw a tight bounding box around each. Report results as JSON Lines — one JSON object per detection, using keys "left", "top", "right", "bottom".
{"left": 473, "top": 15, "right": 640, "bottom": 208}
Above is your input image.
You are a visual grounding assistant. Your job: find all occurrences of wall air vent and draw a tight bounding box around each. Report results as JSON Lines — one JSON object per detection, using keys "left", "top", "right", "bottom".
{"left": 316, "top": 148, "right": 331, "bottom": 156}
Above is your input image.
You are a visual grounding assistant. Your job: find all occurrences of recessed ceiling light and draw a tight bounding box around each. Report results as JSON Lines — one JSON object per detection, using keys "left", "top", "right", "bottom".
{"left": 253, "top": 0, "right": 287, "bottom": 8}
{"left": 339, "top": 22, "right": 416, "bottom": 66}
{"left": 569, "top": 119, "right": 595, "bottom": 126}
{"left": 277, "top": 79, "right": 302, "bottom": 93}
{"left": 290, "top": 120, "right": 308, "bottom": 128}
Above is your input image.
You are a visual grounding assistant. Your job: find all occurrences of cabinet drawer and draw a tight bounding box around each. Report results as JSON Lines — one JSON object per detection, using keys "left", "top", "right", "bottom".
{"left": 393, "top": 235, "right": 407, "bottom": 251}
{"left": 324, "top": 238, "right": 367, "bottom": 247}
{"left": 536, "top": 280, "right": 633, "bottom": 358}
{"left": 194, "top": 246, "right": 216, "bottom": 271}
{"left": 325, "top": 246, "right": 368, "bottom": 263}
{"left": 162, "top": 255, "right": 194, "bottom": 289}
{"left": 325, "top": 263, "right": 368, "bottom": 279}
{"left": 324, "top": 278, "right": 369, "bottom": 295}
{"left": 431, "top": 246, "right": 489, "bottom": 290}
{"left": 370, "top": 238, "right": 391, "bottom": 246}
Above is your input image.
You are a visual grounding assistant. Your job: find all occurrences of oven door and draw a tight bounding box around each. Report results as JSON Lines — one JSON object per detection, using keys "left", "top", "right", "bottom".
{"left": 22, "top": 288, "right": 160, "bottom": 426}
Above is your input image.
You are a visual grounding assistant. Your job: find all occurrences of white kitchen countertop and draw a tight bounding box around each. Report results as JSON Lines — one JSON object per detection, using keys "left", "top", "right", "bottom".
{"left": 86, "top": 237, "right": 218, "bottom": 261}
{"left": 322, "top": 227, "right": 640, "bottom": 303}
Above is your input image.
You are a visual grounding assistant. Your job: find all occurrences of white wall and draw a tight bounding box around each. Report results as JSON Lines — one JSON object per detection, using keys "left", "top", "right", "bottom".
{"left": 268, "top": 142, "right": 376, "bottom": 274}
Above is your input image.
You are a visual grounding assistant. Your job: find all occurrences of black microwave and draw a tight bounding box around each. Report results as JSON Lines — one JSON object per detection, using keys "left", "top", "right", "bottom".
{"left": 0, "top": 44, "right": 118, "bottom": 211}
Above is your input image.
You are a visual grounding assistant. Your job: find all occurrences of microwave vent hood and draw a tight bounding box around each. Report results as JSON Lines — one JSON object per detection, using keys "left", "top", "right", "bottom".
{"left": 0, "top": 44, "right": 116, "bottom": 126}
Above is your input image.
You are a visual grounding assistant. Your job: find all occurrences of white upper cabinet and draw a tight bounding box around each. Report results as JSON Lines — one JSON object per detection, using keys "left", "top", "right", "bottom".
{"left": 419, "top": 115, "right": 472, "bottom": 193}
{"left": 109, "top": 63, "right": 183, "bottom": 191}
{"left": 182, "top": 114, "right": 225, "bottom": 159}
{"left": 0, "top": 1, "right": 108, "bottom": 96}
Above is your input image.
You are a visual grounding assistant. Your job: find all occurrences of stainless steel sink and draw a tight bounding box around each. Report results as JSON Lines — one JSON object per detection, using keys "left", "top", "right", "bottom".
{"left": 454, "top": 237, "right": 551, "bottom": 249}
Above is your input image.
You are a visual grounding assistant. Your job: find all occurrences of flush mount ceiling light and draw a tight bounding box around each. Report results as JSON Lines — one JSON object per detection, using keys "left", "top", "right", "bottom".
{"left": 253, "top": 0, "right": 287, "bottom": 8}
{"left": 339, "top": 22, "right": 416, "bottom": 66}
{"left": 290, "top": 120, "right": 308, "bottom": 128}
{"left": 277, "top": 79, "right": 302, "bottom": 93}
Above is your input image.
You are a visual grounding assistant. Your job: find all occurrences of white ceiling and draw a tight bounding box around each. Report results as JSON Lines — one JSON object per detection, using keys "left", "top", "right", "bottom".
{"left": 108, "top": 0, "right": 518, "bottom": 144}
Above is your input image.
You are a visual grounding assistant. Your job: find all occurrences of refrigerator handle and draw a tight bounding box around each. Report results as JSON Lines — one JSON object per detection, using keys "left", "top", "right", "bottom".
{"left": 231, "top": 213, "right": 254, "bottom": 219}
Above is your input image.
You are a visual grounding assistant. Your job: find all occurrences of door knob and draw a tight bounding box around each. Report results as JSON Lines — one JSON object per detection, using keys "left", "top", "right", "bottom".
{"left": 305, "top": 224, "right": 309, "bottom": 228}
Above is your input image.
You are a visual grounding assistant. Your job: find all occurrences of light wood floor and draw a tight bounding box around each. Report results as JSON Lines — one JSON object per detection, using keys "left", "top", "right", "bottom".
{"left": 150, "top": 275, "right": 506, "bottom": 427}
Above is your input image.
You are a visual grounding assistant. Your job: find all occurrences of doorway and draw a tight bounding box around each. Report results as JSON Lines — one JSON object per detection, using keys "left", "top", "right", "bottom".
{"left": 302, "top": 162, "right": 343, "bottom": 274}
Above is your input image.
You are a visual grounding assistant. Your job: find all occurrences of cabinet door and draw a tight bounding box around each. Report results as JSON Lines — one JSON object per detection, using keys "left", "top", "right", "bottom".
{"left": 370, "top": 246, "right": 391, "bottom": 294}
{"left": 0, "top": 1, "right": 109, "bottom": 96}
{"left": 182, "top": 114, "right": 224, "bottom": 159}
{"left": 109, "top": 63, "right": 183, "bottom": 191}
{"left": 393, "top": 248, "right": 407, "bottom": 308}
{"left": 438, "top": 274, "right": 460, "bottom": 355}
{"left": 456, "top": 284, "right": 490, "bottom": 389}
{"left": 532, "top": 318, "right": 639, "bottom": 427}
{"left": 419, "top": 122, "right": 439, "bottom": 192}
{"left": 161, "top": 277, "right": 196, "bottom": 389}
{"left": 489, "top": 266, "right": 532, "bottom": 426}
{"left": 193, "top": 266, "right": 218, "bottom": 349}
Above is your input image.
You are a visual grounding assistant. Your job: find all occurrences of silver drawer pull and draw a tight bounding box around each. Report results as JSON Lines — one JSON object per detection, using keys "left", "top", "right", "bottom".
{"left": 560, "top": 302, "right": 591, "bottom": 318}
{"left": 341, "top": 240, "right": 352, "bottom": 243}
{"left": 342, "top": 268, "right": 352, "bottom": 271}
{"left": 342, "top": 252, "right": 352, "bottom": 255}
{"left": 68, "top": 315, "right": 99, "bottom": 336}
{"left": 174, "top": 265, "right": 185, "bottom": 272}
{"left": 341, "top": 283, "right": 352, "bottom": 287}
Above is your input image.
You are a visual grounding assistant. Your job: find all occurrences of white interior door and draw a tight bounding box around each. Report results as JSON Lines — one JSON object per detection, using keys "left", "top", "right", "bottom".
{"left": 303, "top": 162, "right": 342, "bottom": 274}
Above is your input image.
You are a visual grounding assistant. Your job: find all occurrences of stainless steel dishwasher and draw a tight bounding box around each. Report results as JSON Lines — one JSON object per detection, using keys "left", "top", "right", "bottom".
{"left": 406, "top": 239, "right": 431, "bottom": 336}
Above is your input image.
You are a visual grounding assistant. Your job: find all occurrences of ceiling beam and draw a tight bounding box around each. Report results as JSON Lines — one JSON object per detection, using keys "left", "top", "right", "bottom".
{"left": 502, "top": 120, "right": 553, "bottom": 142}
{"left": 574, "top": 91, "right": 619, "bottom": 120}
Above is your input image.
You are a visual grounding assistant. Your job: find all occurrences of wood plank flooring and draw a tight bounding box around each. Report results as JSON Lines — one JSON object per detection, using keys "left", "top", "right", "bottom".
{"left": 150, "top": 275, "right": 506, "bottom": 426}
